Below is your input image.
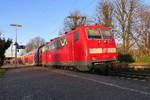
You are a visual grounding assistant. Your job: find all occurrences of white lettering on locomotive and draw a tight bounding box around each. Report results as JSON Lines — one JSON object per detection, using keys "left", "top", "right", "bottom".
{"left": 60, "top": 37, "right": 67, "bottom": 46}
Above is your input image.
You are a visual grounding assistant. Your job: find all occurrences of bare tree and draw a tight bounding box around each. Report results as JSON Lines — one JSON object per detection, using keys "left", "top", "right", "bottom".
{"left": 134, "top": 5, "right": 150, "bottom": 56}
{"left": 25, "top": 36, "right": 45, "bottom": 52}
{"left": 114, "top": 0, "right": 138, "bottom": 54}
{"left": 96, "top": 0, "right": 114, "bottom": 28}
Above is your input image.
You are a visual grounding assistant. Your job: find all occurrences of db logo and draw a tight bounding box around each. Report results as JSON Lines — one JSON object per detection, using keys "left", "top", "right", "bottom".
{"left": 102, "top": 48, "right": 108, "bottom": 53}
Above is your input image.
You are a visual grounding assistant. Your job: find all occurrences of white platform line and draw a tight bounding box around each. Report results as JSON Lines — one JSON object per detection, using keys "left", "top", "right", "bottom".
{"left": 56, "top": 71, "right": 150, "bottom": 96}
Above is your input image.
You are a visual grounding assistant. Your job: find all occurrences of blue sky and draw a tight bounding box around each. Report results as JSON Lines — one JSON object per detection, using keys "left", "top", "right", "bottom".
{"left": 0, "top": 0, "right": 150, "bottom": 45}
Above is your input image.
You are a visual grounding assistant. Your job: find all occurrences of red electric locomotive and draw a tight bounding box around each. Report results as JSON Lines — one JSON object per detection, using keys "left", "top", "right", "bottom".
{"left": 39, "top": 25, "right": 118, "bottom": 71}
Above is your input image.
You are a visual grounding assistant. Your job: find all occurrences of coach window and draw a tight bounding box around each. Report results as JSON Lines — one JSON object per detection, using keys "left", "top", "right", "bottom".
{"left": 74, "top": 32, "right": 79, "bottom": 42}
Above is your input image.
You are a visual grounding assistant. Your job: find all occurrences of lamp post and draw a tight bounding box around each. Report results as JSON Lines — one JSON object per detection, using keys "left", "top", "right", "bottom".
{"left": 0, "top": 32, "right": 2, "bottom": 37}
{"left": 10, "top": 24, "right": 22, "bottom": 67}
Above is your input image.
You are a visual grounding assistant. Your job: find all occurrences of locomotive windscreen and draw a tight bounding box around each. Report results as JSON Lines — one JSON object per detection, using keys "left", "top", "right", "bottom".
{"left": 86, "top": 28, "right": 112, "bottom": 39}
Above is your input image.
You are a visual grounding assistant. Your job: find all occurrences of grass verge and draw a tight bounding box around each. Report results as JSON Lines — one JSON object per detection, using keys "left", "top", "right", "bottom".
{"left": 135, "top": 57, "right": 150, "bottom": 64}
{"left": 0, "top": 69, "right": 7, "bottom": 78}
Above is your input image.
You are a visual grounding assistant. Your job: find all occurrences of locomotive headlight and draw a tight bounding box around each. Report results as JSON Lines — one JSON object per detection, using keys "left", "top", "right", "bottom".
{"left": 113, "top": 56, "right": 116, "bottom": 59}
{"left": 104, "top": 40, "right": 107, "bottom": 44}
{"left": 92, "top": 57, "right": 96, "bottom": 60}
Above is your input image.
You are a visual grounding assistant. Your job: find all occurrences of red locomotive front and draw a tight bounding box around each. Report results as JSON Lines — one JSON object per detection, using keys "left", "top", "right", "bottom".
{"left": 71, "top": 26, "right": 118, "bottom": 71}
{"left": 86, "top": 26, "right": 117, "bottom": 60}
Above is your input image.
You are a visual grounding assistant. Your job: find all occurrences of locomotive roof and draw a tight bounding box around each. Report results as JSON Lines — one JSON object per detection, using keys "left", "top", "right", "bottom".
{"left": 48, "top": 25, "right": 110, "bottom": 43}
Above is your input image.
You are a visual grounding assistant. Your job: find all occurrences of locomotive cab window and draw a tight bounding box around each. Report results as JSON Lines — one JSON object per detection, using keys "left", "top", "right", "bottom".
{"left": 74, "top": 32, "right": 79, "bottom": 42}
{"left": 86, "top": 28, "right": 112, "bottom": 40}
{"left": 101, "top": 29, "right": 112, "bottom": 39}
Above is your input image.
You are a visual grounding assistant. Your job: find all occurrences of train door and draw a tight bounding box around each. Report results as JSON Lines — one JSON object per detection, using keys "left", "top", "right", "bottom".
{"left": 45, "top": 47, "right": 48, "bottom": 66}
{"left": 72, "top": 30, "right": 90, "bottom": 71}
{"left": 73, "top": 31, "right": 80, "bottom": 62}
{"left": 34, "top": 49, "right": 38, "bottom": 65}
{"left": 39, "top": 48, "right": 42, "bottom": 66}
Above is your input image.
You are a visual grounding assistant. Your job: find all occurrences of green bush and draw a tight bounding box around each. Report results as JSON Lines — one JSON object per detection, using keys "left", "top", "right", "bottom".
{"left": 118, "top": 53, "right": 135, "bottom": 63}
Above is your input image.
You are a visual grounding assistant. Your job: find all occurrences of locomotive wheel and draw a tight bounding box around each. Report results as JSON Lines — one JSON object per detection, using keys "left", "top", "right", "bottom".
{"left": 76, "top": 65, "right": 91, "bottom": 72}
{"left": 94, "top": 64, "right": 111, "bottom": 75}
{"left": 90, "top": 68, "right": 96, "bottom": 74}
{"left": 63, "top": 66, "right": 68, "bottom": 70}
{"left": 71, "top": 67, "right": 78, "bottom": 71}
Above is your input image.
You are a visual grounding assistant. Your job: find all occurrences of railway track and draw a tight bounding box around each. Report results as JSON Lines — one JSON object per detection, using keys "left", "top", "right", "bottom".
{"left": 109, "top": 71, "right": 150, "bottom": 81}
{"left": 109, "top": 63, "right": 150, "bottom": 81}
